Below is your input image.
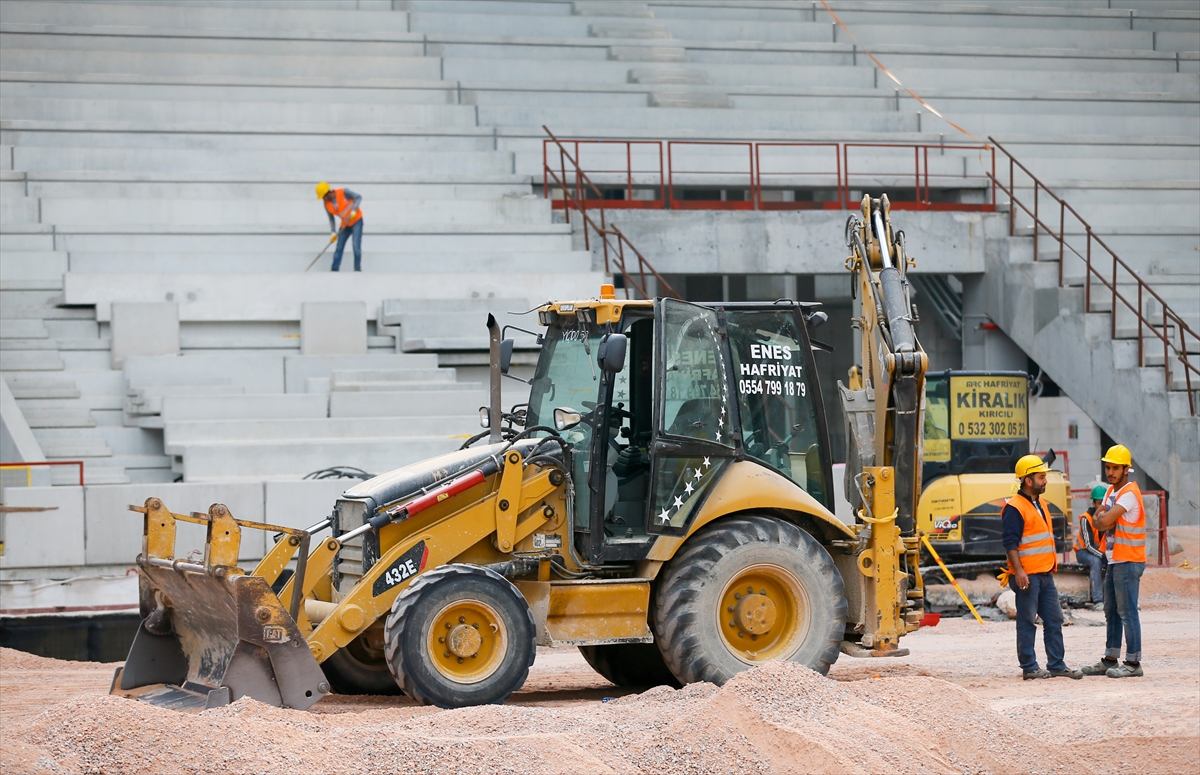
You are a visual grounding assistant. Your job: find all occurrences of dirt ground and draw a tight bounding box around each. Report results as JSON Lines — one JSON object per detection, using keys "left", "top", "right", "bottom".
{"left": 1, "top": 565, "right": 1197, "bottom": 775}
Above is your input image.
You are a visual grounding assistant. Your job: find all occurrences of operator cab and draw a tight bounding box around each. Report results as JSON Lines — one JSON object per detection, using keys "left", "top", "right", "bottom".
{"left": 519, "top": 296, "right": 834, "bottom": 565}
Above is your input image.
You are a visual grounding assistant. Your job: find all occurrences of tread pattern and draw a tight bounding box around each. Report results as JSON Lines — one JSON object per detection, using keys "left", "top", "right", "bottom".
{"left": 653, "top": 516, "right": 847, "bottom": 685}
{"left": 383, "top": 563, "right": 536, "bottom": 707}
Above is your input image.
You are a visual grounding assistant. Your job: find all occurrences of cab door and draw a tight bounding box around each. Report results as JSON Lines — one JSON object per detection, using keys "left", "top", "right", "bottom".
{"left": 646, "top": 299, "right": 736, "bottom": 536}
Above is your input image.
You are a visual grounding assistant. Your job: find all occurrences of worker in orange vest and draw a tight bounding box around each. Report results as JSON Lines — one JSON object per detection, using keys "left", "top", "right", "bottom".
{"left": 316, "top": 182, "right": 363, "bottom": 272}
{"left": 1002, "top": 455, "right": 1082, "bottom": 680}
{"left": 1073, "top": 484, "right": 1108, "bottom": 608}
{"left": 1081, "top": 444, "right": 1145, "bottom": 678}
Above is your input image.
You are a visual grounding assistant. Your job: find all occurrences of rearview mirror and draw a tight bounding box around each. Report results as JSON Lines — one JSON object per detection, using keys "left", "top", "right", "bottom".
{"left": 597, "top": 333, "right": 627, "bottom": 374}
{"left": 554, "top": 407, "right": 583, "bottom": 432}
{"left": 499, "top": 339, "right": 514, "bottom": 374}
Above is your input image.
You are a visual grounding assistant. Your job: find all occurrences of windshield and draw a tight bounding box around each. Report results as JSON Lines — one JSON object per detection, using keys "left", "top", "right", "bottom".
{"left": 924, "top": 373, "right": 951, "bottom": 463}
{"left": 526, "top": 320, "right": 606, "bottom": 527}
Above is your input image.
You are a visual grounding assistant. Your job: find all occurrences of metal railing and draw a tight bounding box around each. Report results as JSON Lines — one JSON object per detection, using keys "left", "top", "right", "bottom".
{"left": 0, "top": 460, "right": 85, "bottom": 487}
{"left": 542, "top": 127, "right": 678, "bottom": 299}
{"left": 543, "top": 137, "right": 996, "bottom": 212}
{"left": 987, "top": 137, "right": 1198, "bottom": 415}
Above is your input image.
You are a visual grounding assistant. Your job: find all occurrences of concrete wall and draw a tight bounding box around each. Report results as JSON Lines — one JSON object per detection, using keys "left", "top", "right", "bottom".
{"left": 0, "top": 479, "right": 352, "bottom": 576}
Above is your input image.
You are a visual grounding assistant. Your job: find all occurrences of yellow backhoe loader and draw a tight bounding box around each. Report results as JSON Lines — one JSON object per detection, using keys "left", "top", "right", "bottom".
{"left": 111, "top": 195, "right": 927, "bottom": 711}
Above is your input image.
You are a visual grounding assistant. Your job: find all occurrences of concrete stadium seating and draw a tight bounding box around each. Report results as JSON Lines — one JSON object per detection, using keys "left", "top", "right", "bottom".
{"left": 0, "top": 0, "right": 1196, "bottom": 532}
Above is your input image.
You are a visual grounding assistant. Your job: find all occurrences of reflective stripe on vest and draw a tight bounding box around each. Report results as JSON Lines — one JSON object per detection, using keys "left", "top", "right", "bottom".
{"left": 1007, "top": 494, "right": 1058, "bottom": 575}
{"left": 1105, "top": 481, "right": 1146, "bottom": 563}
{"left": 1073, "top": 514, "right": 1105, "bottom": 553}
{"left": 325, "top": 188, "right": 362, "bottom": 228}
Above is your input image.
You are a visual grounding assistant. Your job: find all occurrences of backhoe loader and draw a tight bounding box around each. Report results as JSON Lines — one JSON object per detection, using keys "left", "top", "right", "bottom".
{"left": 111, "top": 194, "right": 926, "bottom": 711}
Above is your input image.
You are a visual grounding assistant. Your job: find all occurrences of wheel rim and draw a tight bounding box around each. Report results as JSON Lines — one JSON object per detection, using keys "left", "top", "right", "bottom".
{"left": 427, "top": 599, "right": 508, "bottom": 684}
{"left": 717, "top": 563, "right": 810, "bottom": 664}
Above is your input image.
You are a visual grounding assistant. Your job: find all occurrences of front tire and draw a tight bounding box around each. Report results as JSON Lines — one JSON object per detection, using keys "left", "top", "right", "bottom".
{"left": 384, "top": 564, "right": 536, "bottom": 708}
{"left": 653, "top": 515, "right": 846, "bottom": 685}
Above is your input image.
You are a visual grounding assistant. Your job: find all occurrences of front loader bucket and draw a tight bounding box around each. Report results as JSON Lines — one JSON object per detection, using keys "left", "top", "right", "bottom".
{"left": 111, "top": 499, "right": 329, "bottom": 711}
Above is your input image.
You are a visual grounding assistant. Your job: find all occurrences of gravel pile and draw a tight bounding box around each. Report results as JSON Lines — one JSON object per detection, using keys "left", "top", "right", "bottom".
{"left": 3, "top": 652, "right": 1077, "bottom": 775}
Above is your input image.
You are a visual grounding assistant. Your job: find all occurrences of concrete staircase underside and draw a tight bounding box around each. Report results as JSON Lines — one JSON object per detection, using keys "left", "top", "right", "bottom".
{"left": 983, "top": 223, "right": 1200, "bottom": 524}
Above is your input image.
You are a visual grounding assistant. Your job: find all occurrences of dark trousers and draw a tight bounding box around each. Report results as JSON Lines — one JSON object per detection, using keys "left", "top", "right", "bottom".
{"left": 1075, "top": 549, "right": 1105, "bottom": 603}
{"left": 331, "top": 218, "right": 363, "bottom": 271}
{"left": 1104, "top": 561, "right": 1144, "bottom": 662}
{"left": 1013, "top": 571, "right": 1067, "bottom": 673}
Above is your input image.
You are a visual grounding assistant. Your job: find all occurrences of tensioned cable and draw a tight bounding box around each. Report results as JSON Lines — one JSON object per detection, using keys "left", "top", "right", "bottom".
{"left": 820, "top": 0, "right": 989, "bottom": 147}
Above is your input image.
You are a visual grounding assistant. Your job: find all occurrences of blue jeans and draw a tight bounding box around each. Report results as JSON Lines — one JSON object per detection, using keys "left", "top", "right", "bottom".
{"left": 1075, "top": 549, "right": 1105, "bottom": 604}
{"left": 1013, "top": 571, "right": 1067, "bottom": 673}
{"left": 1104, "top": 561, "right": 1144, "bottom": 662}
{"left": 331, "top": 219, "right": 363, "bottom": 271}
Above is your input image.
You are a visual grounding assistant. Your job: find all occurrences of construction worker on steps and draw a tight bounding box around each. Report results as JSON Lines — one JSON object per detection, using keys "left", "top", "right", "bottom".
{"left": 1081, "top": 444, "right": 1146, "bottom": 678}
{"left": 1074, "top": 484, "right": 1108, "bottom": 608}
{"left": 1002, "top": 455, "right": 1083, "bottom": 680}
{"left": 316, "top": 182, "right": 363, "bottom": 272}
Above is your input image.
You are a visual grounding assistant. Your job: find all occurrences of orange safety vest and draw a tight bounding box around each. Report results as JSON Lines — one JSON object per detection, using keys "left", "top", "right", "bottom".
{"left": 324, "top": 188, "right": 362, "bottom": 228}
{"left": 1105, "top": 481, "right": 1146, "bottom": 563}
{"left": 1073, "top": 511, "right": 1106, "bottom": 553}
{"left": 1006, "top": 493, "right": 1058, "bottom": 575}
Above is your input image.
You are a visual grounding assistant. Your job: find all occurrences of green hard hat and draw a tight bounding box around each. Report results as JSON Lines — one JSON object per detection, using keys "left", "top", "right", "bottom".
{"left": 1090, "top": 484, "right": 1107, "bottom": 500}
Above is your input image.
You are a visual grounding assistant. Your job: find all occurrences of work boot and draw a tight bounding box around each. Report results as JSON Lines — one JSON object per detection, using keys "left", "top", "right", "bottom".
{"left": 1049, "top": 668, "right": 1083, "bottom": 680}
{"left": 1022, "top": 668, "right": 1050, "bottom": 680}
{"left": 1106, "top": 662, "right": 1143, "bottom": 678}
{"left": 1080, "top": 659, "right": 1118, "bottom": 676}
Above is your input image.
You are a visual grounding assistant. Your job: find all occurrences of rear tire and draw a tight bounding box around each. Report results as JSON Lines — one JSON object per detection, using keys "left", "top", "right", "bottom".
{"left": 384, "top": 564, "right": 536, "bottom": 708}
{"left": 321, "top": 628, "right": 403, "bottom": 696}
{"left": 578, "top": 643, "right": 681, "bottom": 689}
{"left": 653, "top": 515, "right": 845, "bottom": 685}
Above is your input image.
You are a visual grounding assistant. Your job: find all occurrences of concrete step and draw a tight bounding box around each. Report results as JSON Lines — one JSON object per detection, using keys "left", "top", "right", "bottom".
{"left": 64, "top": 250, "right": 593, "bottom": 275}
{"left": 3, "top": 373, "right": 80, "bottom": 399}
{"left": 55, "top": 230, "right": 574, "bottom": 255}
{"left": 329, "top": 368, "right": 458, "bottom": 386}
{"left": 330, "top": 378, "right": 481, "bottom": 392}
{"left": 12, "top": 146, "right": 511, "bottom": 175}
{"left": 0, "top": 79, "right": 457, "bottom": 108}
{"left": 1, "top": 1, "right": 411, "bottom": 34}
{"left": 163, "top": 415, "right": 480, "bottom": 453}
{"left": 0, "top": 96, "right": 473, "bottom": 129}
{"left": 0, "top": 349, "right": 64, "bottom": 370}
{"left": 17, "top": 404, "right": 95, "bottom": 428}
{"left": 0, "top": 318, "right": 48, "bottom": 338}
{"left": 38, "top": 440, "right": 114, "bottom": 458}
{"left": 330, "top": 389, "right": 490, "bottom": 418}
{"left": 0, "top": 251, "right": 69, "bottom": 291}
{"left": 176, "top": 435, "right": 473, "bottom": 482}
{"left": 39, "top": 197, "right": 552, "bottom": 227}
{"left": 159, "top": 393, "right": 329, "bottom": 423}
{"left": 21, "top": 178, "right": 528, "bottom": 199}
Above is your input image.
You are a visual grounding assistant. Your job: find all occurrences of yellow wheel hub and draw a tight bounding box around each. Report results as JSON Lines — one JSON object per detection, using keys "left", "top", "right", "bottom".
{"left": 718, "top": 564, "right": 808, "bottom": 663}
{"left": 428, "top": 599, "right": 507, "bottom": 684}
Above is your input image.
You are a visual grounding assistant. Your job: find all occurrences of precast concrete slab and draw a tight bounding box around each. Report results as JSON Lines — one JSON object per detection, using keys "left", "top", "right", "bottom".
{"left": 0, "top": 485, "right": 85, "bottom": 569}
{"left": 123, "top": 353, "right": 285, "bottom": 393}
{"left": 164, "top": 415, "right": 481, "bottom": 453}
{"left": 63, "top": 272, "right": 608, "bottom": 323}
{"left": 160, "top": 393, "right": 329, "bottom": 423}
{"left": 330, "top": 389, "right": 490, "bottom": 418}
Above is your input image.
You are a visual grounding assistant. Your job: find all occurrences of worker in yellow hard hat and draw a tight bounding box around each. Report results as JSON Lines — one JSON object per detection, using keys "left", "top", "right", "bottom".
{"left": 316, "top": 182, "right": 364, "bottom": 272}
{"left": 1001, "top": 453, "right": 1082, "bottom": 679}
{"left": 1081, "top": 443, "right": 1145, "bottom": 679}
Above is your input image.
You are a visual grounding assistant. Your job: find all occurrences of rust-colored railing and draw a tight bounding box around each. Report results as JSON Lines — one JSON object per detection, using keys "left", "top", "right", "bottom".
{"left": 543, "top": 137, "right": 996, "bottom": 212}
{"left": 543, "top": 127, "right": 678, "bottom": 300}
{"left": 0, "top": 460, "right": 85, "bottom": 486}
{"left": 988, "top": 137, "right": 1198, "bottom": 416}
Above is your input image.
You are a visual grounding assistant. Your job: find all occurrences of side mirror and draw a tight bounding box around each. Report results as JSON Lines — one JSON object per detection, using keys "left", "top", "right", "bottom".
{"left": 596, "top": 333, "right": 627, "bottom": 374}
{"left": 553, "top": 407, "right": 583, "bottom": 432}
{"left": 499, "top": 338, "right": 514, "bottom": 374}
{"left": 1041, "top": 448, "right": 1056, "bottom": 468}
{"left": 479, "top": 406, "right": 490, "bottom": 429}
{"left": 805, "top": 310, "right": 828, "bottom": 328}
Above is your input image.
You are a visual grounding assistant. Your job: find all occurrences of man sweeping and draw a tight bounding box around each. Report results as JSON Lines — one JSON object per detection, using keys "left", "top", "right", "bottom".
{"left": 316, "top": 182, "right": 364, "bottom": 272}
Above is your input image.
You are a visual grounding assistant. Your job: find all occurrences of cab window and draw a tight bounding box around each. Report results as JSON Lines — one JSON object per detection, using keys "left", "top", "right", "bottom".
{"left": 727, "top": 309, "right": 829, "bottom": 507}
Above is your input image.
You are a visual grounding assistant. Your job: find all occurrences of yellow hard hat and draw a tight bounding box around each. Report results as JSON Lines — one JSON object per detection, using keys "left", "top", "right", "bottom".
{"left": 1101, "top": 444, "right": 1132, "bottom": 466}
{"left": 1014, "top": 454, "right": 1050, "bottom": 479}
{"left": 315, "top": 182, "right": 331, "bottom": 199}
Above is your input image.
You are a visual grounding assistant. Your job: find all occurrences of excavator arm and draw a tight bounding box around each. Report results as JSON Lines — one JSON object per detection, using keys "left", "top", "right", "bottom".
{"left": 838, "top": 194, "right": 929, "bottom": 655}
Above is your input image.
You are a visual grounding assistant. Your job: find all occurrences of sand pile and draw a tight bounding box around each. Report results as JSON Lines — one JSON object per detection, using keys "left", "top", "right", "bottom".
{"left": 3, "top": 657, "right": 1074, "bottom": 775}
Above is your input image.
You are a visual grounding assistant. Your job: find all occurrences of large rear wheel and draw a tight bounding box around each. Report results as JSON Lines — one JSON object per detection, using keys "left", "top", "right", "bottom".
{"left": 384, "top": 564, "right": 536, "bottom": 708}
{"left": 653, "top": 515, "right": 845, "bottom": 685}
{"left": 578, "top": 643, "right": 681, "bottom": 689}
